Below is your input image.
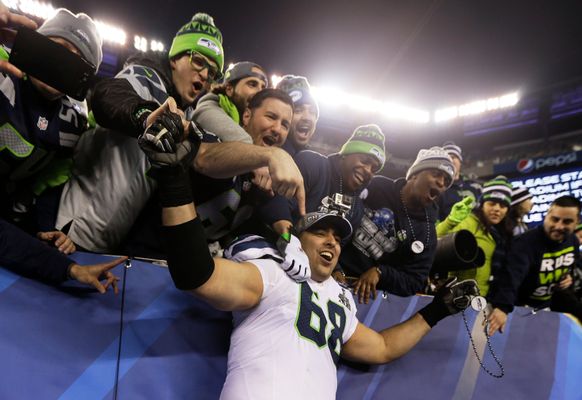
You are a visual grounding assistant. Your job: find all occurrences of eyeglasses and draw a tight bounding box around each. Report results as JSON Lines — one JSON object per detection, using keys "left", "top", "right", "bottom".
{"left": 188, "top": 51, "right": 220, "bottom": 82}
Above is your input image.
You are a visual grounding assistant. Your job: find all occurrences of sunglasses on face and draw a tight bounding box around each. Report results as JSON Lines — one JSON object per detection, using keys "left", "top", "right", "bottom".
{"left": 187, "top": 51, "right": 220, "bottom": 82}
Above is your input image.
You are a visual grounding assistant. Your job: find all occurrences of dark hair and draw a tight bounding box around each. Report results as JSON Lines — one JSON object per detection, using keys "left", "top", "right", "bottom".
{"left": 551, "top": 195, "right": 581, "bottom": 213}
{"left": 211, "top": 82, "right": 229, "bottom": 95}
{"left": 247, "top": 88, "right": 293, "bottom": 111}
{"left": 505, "top": 205, "right": 520, "bottom": 234}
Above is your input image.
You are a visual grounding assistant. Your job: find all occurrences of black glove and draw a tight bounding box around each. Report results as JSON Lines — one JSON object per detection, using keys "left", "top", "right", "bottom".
{"left": 418, "top": 277, "right": 479, "bottom": 327}
{"left": 138, "top": 111, "right": 200, "bottom": 207}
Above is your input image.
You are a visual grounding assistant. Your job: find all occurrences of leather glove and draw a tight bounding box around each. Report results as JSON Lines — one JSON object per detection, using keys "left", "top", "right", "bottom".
{"left": 138, "top": 111, "right": 200, "bottom": 207}
{"left": 138, "top": 111, "right": 199, "bottom": 168}
{"left": 277, "top": 233, "right": 311, "bottom": 282}
{"left": 448, "top": 196, "right": 474, "bottom": 224}
{"left": 419, "top": 277, "right": 479, "bottom": 327}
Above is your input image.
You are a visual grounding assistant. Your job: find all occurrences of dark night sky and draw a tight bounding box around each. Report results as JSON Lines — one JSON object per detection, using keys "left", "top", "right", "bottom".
{"left": 54, "top": 0, "right": 582, "bottom": 109}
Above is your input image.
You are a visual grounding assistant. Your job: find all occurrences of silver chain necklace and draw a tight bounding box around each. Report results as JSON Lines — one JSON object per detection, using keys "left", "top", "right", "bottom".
{"left": 339, "top": 174, "right": 356, "bottom": 218}
{"left": 461, "top": 309, "right": 505, "bottom": 378}
{"left": 399, "top": 190, "right": 430, "bottom": 254}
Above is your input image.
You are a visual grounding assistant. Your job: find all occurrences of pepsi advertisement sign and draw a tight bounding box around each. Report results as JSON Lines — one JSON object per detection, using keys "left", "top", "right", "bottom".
{"left": 494, "top": 151, "right": 582, "bottom": 175}
{"left": 510, "top": 166, "right": 582, "bottom": 224}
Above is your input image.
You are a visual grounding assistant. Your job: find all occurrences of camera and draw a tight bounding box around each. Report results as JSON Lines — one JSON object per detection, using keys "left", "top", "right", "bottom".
{"left": 319, "top": 193, "right": 353, "bottom": 217}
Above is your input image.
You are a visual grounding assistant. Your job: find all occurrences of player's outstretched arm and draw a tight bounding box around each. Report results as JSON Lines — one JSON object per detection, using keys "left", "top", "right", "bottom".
{"left": 138, "top": 114, "right": 263, "bottom": 311}
{"left": 342, "top": 315, "right": 430, "bottom": 364}
{"left": 161, "top": 203, "right": 263, "bottom": 311}
{"left": 342, "top": 277, "right": 478, "bottom": 364}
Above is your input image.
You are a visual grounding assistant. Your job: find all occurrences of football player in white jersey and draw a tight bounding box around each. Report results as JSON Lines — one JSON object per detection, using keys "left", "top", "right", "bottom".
{"left": 138, "top": 115, "right": 480, "bottom": 400}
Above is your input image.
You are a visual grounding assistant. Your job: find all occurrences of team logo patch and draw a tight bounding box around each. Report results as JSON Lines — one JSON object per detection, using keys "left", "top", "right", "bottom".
{"left": 369, "top": 147, "right": 385, "bottom": 165}
{"left": 517, "top": 158, "right": 534, "bottom": 174}
{"left": 197, "top": 38, "right": 221, "bottom": 55}
{"left": 37, "top": 116, "right": 48, "bottom": 131}
{"left": 74, "top": 28, "right": 90, "bottom": 47}
{"left": 439, "top": 163, "right": 455, "bottom": 177}
{"left": 338, "top": 288, "right": 351, "bottom": 311}
{"left": 289, "top": 89, "right": 303, "bottom": 103}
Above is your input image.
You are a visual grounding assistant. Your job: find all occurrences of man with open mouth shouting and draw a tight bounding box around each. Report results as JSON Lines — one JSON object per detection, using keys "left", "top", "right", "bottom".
{"left": 276, "top": 75, "right": 319, "bottom": 157}
{"left": 56, "top": 12, "right": 225, "bottom": 253}
{"left": 340, "top": 147, "right": 455, "bottom": 303}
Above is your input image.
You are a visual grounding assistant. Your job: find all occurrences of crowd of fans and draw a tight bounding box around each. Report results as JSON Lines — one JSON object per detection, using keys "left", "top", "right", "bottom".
{"left": 1, "top": 5, "right": 581, "bottom": 398}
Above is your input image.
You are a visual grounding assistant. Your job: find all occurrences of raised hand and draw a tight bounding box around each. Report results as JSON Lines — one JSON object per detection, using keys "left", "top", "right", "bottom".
{"left": 448, "top": 196, "right": 475, "bottom": 224}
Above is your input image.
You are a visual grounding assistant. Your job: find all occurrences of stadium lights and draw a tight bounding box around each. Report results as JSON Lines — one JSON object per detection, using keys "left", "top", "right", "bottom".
{"left": 435, "top": 92, "right": 519, "bottom": 123}
{"left": 95, "top": 20, "right": 127, "bottom": 46}
{"left": 310, "top": 86, "right": 431, "bottom": 124}
{"left": 5, "top": 0, "right": 56, "bottom": 20}
{"left": 271, "top": 74, "right": 283, "bottom": 88}
{"left": 270, "top": 74, "right": 519, "bottom": 125}
{"left": 7, "top": 0, "right": 164, "bottom": 51}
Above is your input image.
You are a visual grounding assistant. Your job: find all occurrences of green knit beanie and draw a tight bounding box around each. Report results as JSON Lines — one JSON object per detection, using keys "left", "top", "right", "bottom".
{"left": 339, "top": 124, "right": 386, "bottom": 171}
{"left": 168, "top": 13, "right": 224, "bottom": 75}
{"left": 480, "top": 176, "right": 513, "bottom": 207}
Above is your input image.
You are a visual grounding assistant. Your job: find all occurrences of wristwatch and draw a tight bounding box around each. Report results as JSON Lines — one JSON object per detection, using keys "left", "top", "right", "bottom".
{"left": 375, "top": 267, "right": 382, "bottom": 277}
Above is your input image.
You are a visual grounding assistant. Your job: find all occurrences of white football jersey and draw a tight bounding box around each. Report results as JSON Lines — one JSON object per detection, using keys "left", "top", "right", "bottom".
{"left": 220, "top": 258, "right": 358, "bottom": 400}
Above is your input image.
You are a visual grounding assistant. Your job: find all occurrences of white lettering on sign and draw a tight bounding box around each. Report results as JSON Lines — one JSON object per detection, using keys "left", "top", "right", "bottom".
{"left": 511, "top": 167, "right": 582, "bottom": 225}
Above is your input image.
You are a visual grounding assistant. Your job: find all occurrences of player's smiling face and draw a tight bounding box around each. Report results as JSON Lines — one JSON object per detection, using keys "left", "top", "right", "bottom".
{"left": 299, "top": 227, "right": 341, "bottom": 282}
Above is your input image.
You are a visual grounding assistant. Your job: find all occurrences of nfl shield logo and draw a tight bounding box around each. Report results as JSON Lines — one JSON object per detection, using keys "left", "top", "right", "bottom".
{"left": 37, "top": 116, "right": 48, "bottom": 131}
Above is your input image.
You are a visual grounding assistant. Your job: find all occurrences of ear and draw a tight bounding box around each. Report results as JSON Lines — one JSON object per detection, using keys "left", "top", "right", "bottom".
{"left": 242, "top": 108, "right": 252, "bottom": 128}
{"left": 169, "top": 57, "right": 177, "bottom": 71}
{"left": 225, "top": 83, "right": 234, "bottom": 97}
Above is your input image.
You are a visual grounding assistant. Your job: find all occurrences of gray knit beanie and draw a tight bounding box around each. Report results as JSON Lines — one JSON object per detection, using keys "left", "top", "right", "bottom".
{"left": 443, "top": 141, "right": 463, "bottom": 162}
{"left": 38, "top": 8, "right": 103, "bottom": 69}
{"left": 406, "top": 146, "right": 455, "bottom": 188}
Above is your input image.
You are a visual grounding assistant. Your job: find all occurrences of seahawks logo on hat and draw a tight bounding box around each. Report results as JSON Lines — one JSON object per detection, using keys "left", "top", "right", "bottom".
{"left": 197, "top": 37, "right": 221, "bottom": 55}
{"left": 370, "top": 147, "right": 385, "bottom": 165}
{"left": 439, "top": 163, "right": 454, "bottom": 177}
{"left": 74, "top": 28, "right": 90, "bottom": 47}
{"left": 289, "top": 89, "right": 304, "bottom": 103}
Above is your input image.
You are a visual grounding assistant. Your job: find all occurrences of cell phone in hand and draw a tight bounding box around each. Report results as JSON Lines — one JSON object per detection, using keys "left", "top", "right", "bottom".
{"left": 8, "top": 27, "right": 96, "bottom": 100}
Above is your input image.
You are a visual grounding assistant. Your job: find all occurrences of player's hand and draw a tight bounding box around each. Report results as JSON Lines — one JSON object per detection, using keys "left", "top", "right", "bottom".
{"left": 437, "top": 277, "right": 480, "bottom": 314}
{"left": 353, "top": 267, "right": 381, "bottom": 304}
{"left": 267, "top": 148, "right": 306, "bottom": 215}
{"left": 277, "top": 233, "right": 310, "bottom": 282}
{"left": 485, "top": 307, "right": 507, "bottom": 336}
{"left": 139, "top": 97, "right": 200, "bottom": 168}
{"left": 140, "top": 99, "right": 184, "bottom": 152}
{"left": 68, "top": 256, "right": 127, "bottom": 294}
{"left": 37, "top": 231, "right": 76, "bottom": 254}
{"left": 418, "top": 277, "right": 480, "bottom": 327}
